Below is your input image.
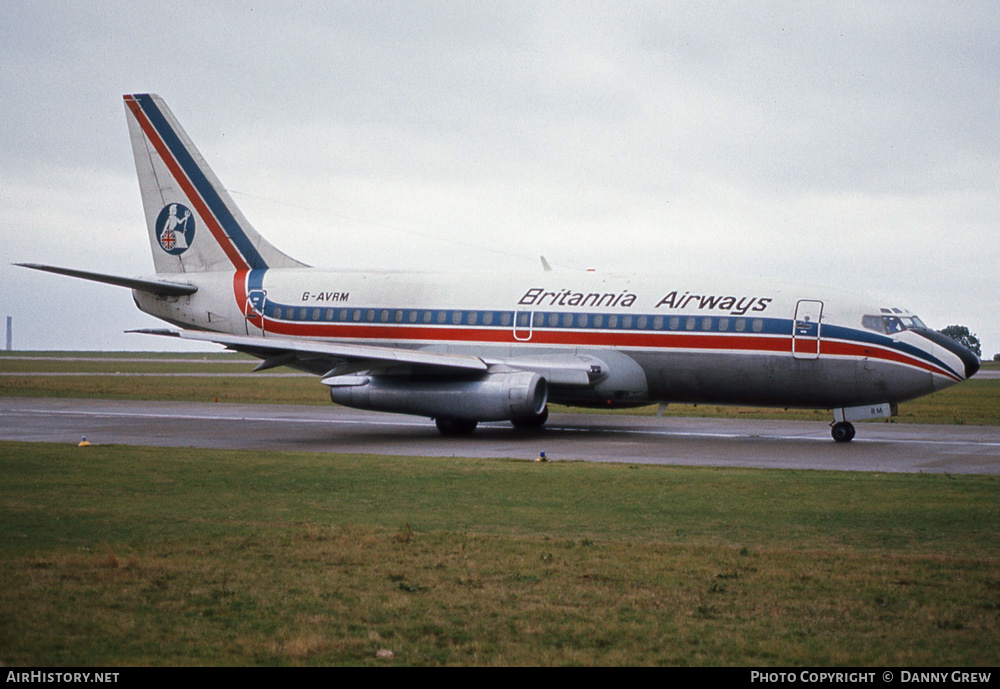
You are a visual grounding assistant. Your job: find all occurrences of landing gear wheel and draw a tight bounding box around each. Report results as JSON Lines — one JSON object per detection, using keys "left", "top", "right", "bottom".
{"left": 831, "top": 421, "right": 856, "bottom": 443}
{"left": 435, "top": 417, "right": 479, "bottom": 436}
{"left": 511, "top": 406, "right": 549, "bottom": 430}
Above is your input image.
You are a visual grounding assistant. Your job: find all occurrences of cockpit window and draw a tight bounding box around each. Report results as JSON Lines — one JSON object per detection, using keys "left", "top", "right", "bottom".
{"left": 883, "top": 316, "right": 904, "bottom": 333}
{"left": 862, "top": 315, "right": 886, "bottom": 333}
{"left": 862, "top": 314, "right": 927, "bottom": 334}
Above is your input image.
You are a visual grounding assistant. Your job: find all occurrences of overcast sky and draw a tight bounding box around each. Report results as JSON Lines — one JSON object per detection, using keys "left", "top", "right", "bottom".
{"left": 2, "top": 1, "right": 997, "bottom": 356}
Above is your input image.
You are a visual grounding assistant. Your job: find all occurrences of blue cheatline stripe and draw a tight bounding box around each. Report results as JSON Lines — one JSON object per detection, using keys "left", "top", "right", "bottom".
{"left": 259, "top": 303, "right": 790, "bottom": 335}
{"left": 134, "top": 94, "right": 268, "bottom": 270}
{"left": 248, "top": 268, "right": 267, "bottom": 294}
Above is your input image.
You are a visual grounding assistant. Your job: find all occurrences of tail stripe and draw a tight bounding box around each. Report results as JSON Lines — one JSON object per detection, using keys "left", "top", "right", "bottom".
{"left": 124, "top": 94, "right": 266, "bottom": 271}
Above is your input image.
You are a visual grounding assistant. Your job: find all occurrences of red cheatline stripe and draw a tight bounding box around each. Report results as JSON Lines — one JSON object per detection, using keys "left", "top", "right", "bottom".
{"left": 233, "top": 270, "right": 249, "bottom": 324}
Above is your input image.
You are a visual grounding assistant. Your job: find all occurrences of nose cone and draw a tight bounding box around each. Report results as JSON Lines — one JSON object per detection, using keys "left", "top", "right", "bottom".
{"left": 913, "top": 328, "right": 981, "bottom": 380}
{"left": 963, "top": 350, "right": 982, "bottom": 379}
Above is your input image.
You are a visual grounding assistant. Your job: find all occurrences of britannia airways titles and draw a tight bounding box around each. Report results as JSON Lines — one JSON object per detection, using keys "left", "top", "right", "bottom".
{"left": 519, "top": 287, "right": 773, "bottom": 316}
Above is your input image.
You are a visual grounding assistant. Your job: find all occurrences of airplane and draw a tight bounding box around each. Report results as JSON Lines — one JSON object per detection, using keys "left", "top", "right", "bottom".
{"left": 17, "top": 93, "right": 981, "bottom": 442}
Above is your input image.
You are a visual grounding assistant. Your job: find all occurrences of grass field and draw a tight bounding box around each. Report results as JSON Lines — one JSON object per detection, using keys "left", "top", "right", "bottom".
{"left": 2, "top": 353, "right": 998, "bottom": 425}
{"left": 2, "top": 354, "right": 998, "bottom": 665}
{"left": 2, "top": 441, "right": 998, "bottom": 666}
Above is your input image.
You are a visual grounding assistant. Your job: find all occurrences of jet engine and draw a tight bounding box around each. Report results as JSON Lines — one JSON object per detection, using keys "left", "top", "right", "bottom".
{"left": 326, "top": 370, "right": 548, "bottom": 422}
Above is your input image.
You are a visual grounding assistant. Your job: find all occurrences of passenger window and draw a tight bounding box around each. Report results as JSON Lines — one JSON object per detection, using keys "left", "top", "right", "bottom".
{"left": 623, "top": 315, "right": 633, "bottom": 328}
{"left": 578, "top": 314, "right": 589, "bottom": 327}
{"left": 669, "top": 317, "right": 680, "bottom": 330}
{"left": 685, "top": 317, "right": 696, "bottom": 331}
{"left": 609, "top": 315, "right": 619, "bottom": 328}
{"left": 500, "top": 312, "right": 512, "bottom": 326}
{"left": 653, "top": 316, "right": 663, "bottom": 330}
{"left": 637, "top": 315, "right": 648, "bottom": 329}
{"left": 735, "top": 318, "right": 746, "bottom": 332}
{"left": 702, "top": 317, "right": 712, "bottom": 331}
{"left": 563, "top": 313, "right": 573, "bottom": 327}
{"left": 752, "top": 319, "right": 763, "bottom": 332}
{"left": 468, "top": 312, "right": 478, "bottom": 325}
{"left": 718, "top": 318, "right": 729, "bottom": 331}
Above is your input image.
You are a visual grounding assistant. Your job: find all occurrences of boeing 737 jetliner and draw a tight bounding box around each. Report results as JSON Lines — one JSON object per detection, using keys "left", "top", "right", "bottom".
{"left": 18, "top": 94, "right": 981, "bottom": 441}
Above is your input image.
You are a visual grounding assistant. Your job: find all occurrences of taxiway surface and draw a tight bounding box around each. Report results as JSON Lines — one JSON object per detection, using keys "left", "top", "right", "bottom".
{"left": 2, "top": 397, "right": 998, "bottom": 474}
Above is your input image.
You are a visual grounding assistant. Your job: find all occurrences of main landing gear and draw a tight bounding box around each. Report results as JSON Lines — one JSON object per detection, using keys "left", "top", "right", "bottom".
{"left": 831, "top": 421, "right": 856, "bottom": 443}
{"left": 435, "top": 417, "right": 478, "bottom": 436}
{"left": 434, "top": 406, "right": 550, "bottom": 436}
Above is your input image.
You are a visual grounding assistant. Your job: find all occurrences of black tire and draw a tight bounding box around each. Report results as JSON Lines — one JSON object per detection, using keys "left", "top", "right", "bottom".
{"left": 511, "top": 406, "right": 549, "bottom": 430}
{"left": 832, "top": 421, "right": 855, "bottom": 443}
{"left": 435, "top": 417, "right": 478, "bottom": 436}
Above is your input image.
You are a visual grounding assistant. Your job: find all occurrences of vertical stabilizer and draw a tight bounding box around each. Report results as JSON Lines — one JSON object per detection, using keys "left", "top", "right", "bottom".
{"left": 124, "top": 94, "right": 307, "bottom": 274}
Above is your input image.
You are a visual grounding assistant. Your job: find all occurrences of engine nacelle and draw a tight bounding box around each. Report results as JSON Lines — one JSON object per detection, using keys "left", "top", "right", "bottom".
{"left": 327, "top": 371, "right": 548, "bottom": 421}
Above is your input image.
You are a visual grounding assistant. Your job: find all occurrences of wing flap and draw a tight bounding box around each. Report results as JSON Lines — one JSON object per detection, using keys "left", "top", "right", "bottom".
{"left": 489, "top": 353, "right": 608, "bottom": 386}
{"left": 133, "top": 330, "right": 608, "bottom": 387}
{"left": 135, "top": 329, "right": 489, "bottom": 375}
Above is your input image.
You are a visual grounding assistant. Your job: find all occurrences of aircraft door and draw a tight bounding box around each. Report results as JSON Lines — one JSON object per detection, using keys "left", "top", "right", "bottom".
{"left": 513, "top": 310, "right": 534, "bottom": 341}
{"left": 245, "top": 289, "right": 267, "bottom": 337}
{"left": 792, "top": 299, "right": 823, "bottom": 359}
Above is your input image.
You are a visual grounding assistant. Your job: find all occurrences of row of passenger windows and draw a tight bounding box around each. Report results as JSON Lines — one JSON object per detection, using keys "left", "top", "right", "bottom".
{"left": 268, "top": 306, "right": 767, "bottom": 333}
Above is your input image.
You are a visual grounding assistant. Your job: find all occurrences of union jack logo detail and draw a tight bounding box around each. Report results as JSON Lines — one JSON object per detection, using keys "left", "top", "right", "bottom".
{"left": 154, "top": 203, "right": 195, "bottom": 255}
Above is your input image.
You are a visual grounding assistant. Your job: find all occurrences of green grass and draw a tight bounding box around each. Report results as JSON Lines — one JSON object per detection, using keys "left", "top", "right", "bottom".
{"left": 2, "top": 441, "right": 998, "bottom": 666}
{"left": 4, "top": 365, "right": 997, "bottom": 425}
{"left": 0, "top": 350, "right": 253, "bottom": 360}
{"left": 557, "top": 378, "right": 1000, "bottom": 426}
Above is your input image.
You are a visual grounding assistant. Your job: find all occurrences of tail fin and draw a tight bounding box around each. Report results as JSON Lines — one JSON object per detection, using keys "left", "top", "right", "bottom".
{"left": 124, "top": 94, "right": 307, "bottom": 274}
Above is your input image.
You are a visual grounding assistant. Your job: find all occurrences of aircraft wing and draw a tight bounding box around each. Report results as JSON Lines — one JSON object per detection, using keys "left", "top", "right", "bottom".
{"left": 134, "top": 329, "right": 604, "bottom": 385}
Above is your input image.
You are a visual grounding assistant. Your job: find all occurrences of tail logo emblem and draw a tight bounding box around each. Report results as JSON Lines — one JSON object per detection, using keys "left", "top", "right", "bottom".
{"left": 155, "top": 203, "right": 196, "bottom": 255}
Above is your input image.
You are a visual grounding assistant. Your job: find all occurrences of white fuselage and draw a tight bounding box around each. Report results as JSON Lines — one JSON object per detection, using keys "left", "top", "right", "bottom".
{"left": 134, "top": 267, "right": 970, "bottom": 410}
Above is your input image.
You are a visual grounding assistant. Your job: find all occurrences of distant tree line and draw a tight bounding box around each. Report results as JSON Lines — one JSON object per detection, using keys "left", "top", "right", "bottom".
{"left": 938, "top": 325, "right": 981, "bottom": 357}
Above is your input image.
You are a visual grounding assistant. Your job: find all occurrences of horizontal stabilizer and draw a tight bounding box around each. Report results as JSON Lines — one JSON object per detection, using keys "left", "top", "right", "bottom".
{"left": 16, "top": 263, "right": 197, "bottom": 297}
